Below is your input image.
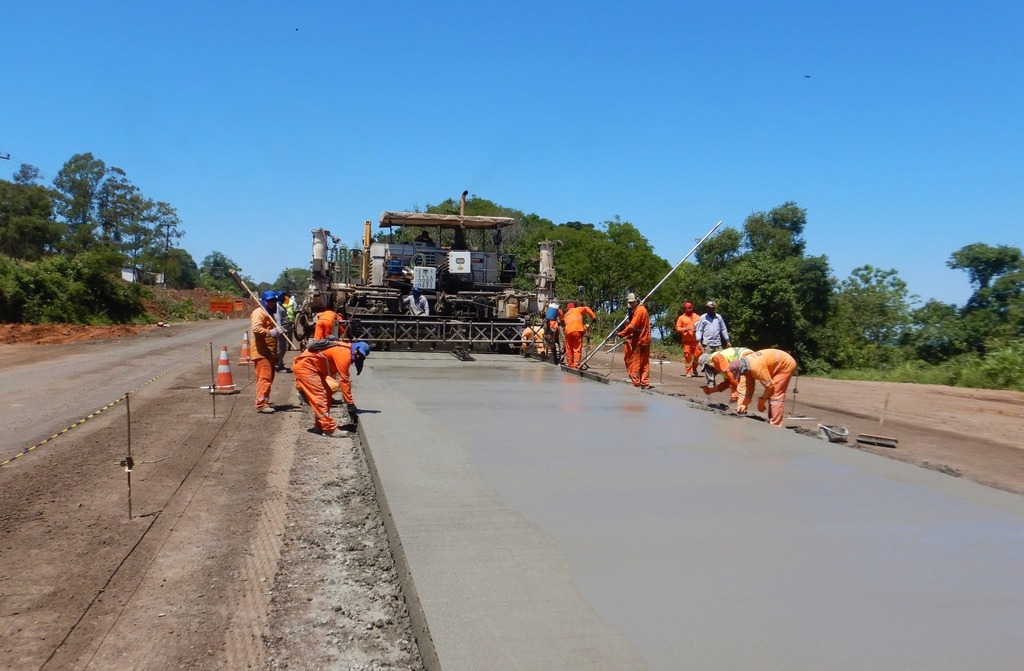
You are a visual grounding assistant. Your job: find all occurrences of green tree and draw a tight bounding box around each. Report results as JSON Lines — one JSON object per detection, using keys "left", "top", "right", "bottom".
{"left": 273, "top": 267, "right": 309, "bottom": 291}
{"left": 199, "top": 251, "right": 241, "bottom": 292}
{"left": 52, "top": 153, "right": 107, "bottom": 253}
{"left": 830, "top": 265, "right": 913, "bottom": 368}
{"left": 161, "top": 247, "right": 200, "bottom": 289}
{"left": 0, "top": 179, "right": 62, "bottom": 261}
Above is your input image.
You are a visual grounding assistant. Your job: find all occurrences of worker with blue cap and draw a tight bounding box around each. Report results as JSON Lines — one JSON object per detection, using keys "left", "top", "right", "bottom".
{"left": 251, "top": 290, "right": 282, "bottom": 413}
{"left": 403, "top": 286, "right": 430, "bottom": 316}
{"left": 293, "top": 340, "right": 371, "bottom": 436}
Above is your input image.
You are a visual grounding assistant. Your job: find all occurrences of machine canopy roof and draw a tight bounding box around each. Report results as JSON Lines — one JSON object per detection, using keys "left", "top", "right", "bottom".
{"left": 379, "top": 211, "right": 517, "bottom": 230}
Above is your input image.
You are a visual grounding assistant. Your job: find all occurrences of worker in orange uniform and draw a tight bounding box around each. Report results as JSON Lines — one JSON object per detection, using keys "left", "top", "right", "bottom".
{"left": 294, "top": 340, "right": 371, "bottom": 436}
{"left": 617, "top": 293, "right": 651, "bottom": 388}
{"left": 562, "top": 301, "right": 596, "bottom": 369}
{"left": 250, "top": 290, "right": 281, "bottom": 413}
{"left": 521, "top": 317, "right": 546, "bottom": 355}
{"left": 314, "top": 309, "right": 345, "bottom": 340}
{"left": 698, "top": 346, "right": 753, "bottom": 402}
{"left": 674, "top": 302, "right": 702, "bottom": 377}
{"left": 728, "top": 348, "right": 798, "bottom": 426}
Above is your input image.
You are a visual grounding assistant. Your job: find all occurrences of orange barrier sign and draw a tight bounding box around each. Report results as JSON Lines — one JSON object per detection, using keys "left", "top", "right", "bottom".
{"left": 209, "top": 298, "right": 235, "bottom": 313}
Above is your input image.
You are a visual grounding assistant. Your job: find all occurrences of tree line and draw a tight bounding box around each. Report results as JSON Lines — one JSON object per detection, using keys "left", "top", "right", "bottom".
{"left": 2, "top": 156, "right": 1021, "bottom": 388}
{"left": 419, "top": 194, "right": 1023, "bottom": 389}
{"left": 0, "top": 153, "right": 259, "bottom": 322}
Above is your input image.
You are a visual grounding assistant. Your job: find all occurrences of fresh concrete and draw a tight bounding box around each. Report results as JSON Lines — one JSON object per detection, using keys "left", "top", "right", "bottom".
{"left": 357, "top": 352, "right": 1024, "bottom": 671}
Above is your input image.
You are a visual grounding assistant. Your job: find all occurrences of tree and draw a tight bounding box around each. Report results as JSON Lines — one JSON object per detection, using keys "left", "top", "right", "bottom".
{"left": 162, "top": 247, "right": 200, "bottom": 289}
{"left": 199, "top": 251, "right": 243, "bottom": 293}
{"left": 830, "top": 265, "right": 913, "bottom": 368}
{"left": 0, "top": 179, "right": 62, "bottom": 261}
{"left": 52, "top": 153, "right": 107, "bottom": 253}
{"left": 273, "top": 267, "right": 309, "bottom": 291}
{"left": 948, "top": 243, "right": 1022, "bottom": 293}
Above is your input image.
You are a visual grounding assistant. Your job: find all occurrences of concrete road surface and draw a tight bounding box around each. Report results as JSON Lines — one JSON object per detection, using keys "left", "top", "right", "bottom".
{"left": 356, "top": 351, "right": 1024, "bottom": 671}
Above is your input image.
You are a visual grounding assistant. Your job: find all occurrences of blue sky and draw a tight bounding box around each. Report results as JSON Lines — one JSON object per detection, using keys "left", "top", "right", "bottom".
{"left": 4, "top": 1, "right": 1022, "bottom": 306}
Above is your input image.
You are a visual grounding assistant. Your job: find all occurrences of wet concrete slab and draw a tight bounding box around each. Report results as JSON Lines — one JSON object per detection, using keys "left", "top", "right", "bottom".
{"left": 356, "top": 352, "right": 1024, "bottom": 671}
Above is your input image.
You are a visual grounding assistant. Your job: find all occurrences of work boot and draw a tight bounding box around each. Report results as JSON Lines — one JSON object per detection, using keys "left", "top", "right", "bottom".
{"left": 256, "top": 406, "right": 276, "bottom": 414}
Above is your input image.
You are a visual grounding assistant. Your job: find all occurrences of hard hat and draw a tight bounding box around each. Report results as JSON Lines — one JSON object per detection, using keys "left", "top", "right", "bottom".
{"left": 412, "top": 286, "right": 421, "bottom": 297}
{"left": 706, "top": 300, "right": 717, "bottom": 309}
{"left": 626, "top": 293, "right": 637, "bottom": 303}
{"left": 728, "top": 358, "right": 748, "bottom": 376}
{"left": 565, "top": 302, "right": 575, "bottom": 310}
{"left": 261, "top": 289, "right": 278, "bottom": 302}
{"left": 352, "top": 341, "right": 371, "bottom": 375}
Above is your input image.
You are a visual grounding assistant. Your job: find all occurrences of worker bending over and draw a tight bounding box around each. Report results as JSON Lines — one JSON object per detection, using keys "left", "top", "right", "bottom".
{"left": 314, "top": 309, "right": 345, "bottom": 340}
{"left": 728, "top": 348, "right": 797, "bottom": 426}
{"left": 294, "top": 340, "right": 370, "bottom": 437}
{"left": 562, "top": 301, "right": 595, "bottom": 369}
{"left": 699, "top": 347, "right": 753, "bottom": 402}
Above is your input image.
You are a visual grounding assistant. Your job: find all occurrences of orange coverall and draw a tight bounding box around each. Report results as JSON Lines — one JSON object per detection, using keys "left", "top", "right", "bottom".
{"left": 674, "top": 311, "right": 702, "bottom": 375}
{"left": 737, "top": 348, "right": 798, "bottom": 426}
{"left": 293, "top": 342, "right": 359, "bottom": 434}
{"left": 521, "top": 324, "right": 546, "bottom": 354}
{"left": 314, "top": 310, "right": 345, "bottom": 340}
{"left": 250, "top": 306, "right": 278, "bottom": 411}
{"left": 562, "top": 305, "right": 595, "bottom": 369}
{"left": 703, "top": 347, "right": 753, "bottom": 401}
{"left": 618, "top": 303, "right": 651, "bottom": 387}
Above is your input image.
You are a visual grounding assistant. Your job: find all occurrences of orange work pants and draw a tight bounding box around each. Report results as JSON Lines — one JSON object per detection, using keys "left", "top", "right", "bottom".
{"left": 766, "top": 369, "right": 795, "bottom": 427}
{"left": 253, "top": 358, "right": 276, "bottom": 410}
{"left": 682, "top": 342, "right": 702, "bottom": 375}
{"left": 293, "top": 362, "right": 338, "bottom": 435}
{"left": 564, "top": 331, "right": 584, "bottom": 369}
{"left": 624, "top": 341, "right": 650, "bottom": 386}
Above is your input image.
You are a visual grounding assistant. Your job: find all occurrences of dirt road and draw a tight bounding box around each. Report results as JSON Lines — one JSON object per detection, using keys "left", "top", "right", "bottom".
{"left": 0, "top": 322, "right": 422, "bottom": 670}
{"left": 1, "top": 324, "right": 1021, "bottom": 669}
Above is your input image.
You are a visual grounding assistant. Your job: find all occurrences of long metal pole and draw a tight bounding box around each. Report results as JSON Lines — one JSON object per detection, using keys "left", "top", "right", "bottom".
{"left": 580, "top": 220, "right": 723, "bottom": 368}
{"left": 228, "top": 269, "right": 299, "bottom": 349}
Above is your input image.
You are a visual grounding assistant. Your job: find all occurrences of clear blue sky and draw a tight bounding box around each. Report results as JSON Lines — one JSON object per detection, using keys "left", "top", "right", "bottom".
{"left": 4, "top": 1, "right": 1022, "bottom": 306}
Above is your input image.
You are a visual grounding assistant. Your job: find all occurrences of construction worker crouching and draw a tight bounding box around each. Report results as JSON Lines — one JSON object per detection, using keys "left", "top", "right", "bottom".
{"left": 699, "top": 347, "right": 753, "bottom": 402}
{"left": 728, "top": 348, "right": 797, "bottom": 427}
{"left": 294, "top": 339, "right": 371, "bottom": 437}
{"left": 521, "top": 316, "right": 546, "bottom": 355}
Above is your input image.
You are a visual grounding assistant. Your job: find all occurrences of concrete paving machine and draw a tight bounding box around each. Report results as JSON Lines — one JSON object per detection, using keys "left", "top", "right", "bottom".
{"left": 295, "top": 209, "right": 555, "bottom": 351}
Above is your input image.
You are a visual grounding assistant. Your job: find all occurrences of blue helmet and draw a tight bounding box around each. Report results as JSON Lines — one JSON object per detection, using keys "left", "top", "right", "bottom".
{"left": 261, "top": 289, "right": 278, "bottom": 302}
{"left": 412, "top": 286, "right": 421, "bottom": 297}
{"left": 352, "top": 341, "right": 370, "bottom": 375}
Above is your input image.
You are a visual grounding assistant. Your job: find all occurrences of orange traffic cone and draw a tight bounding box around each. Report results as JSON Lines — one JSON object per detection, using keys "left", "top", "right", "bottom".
{"left": 213, "top": 346, "right": 239, "bottom": 394}
{"left": 238, "top": 330, "right": 253, "bottom": 366}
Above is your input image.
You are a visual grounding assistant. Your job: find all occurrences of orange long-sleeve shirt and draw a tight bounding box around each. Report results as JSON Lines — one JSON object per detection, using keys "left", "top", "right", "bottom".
{"left": 563, "top": 306, "right": 596, "bottom": 334}
{"left": 250, "top": 307, "right": 278, "bottom": 361}
{"left": 618, "top": 304, "right": 651, "bottom": 345}
{"left": 674, "top": 312, "right": 700, "bottom": 345}
{"left": 740, "top": 349, "right": 798, "bottom": 406}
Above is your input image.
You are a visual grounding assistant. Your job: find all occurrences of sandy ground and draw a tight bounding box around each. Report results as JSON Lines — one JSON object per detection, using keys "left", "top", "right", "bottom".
{"left": 1, "top": 323, "right": 1021, "bottom": 670}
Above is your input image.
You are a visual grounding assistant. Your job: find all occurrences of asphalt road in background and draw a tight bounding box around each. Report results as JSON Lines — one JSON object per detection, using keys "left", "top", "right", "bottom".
{"left": 0, "top": 320, "right": 247, "bottom": 464}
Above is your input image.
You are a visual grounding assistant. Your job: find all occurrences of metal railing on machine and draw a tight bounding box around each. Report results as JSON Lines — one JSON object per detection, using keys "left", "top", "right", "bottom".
{"left": 346, "top": 316, "right": 524, "bottom": 349}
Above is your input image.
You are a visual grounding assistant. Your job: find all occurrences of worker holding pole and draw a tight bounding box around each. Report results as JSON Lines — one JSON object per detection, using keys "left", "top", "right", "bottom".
{"left": 618, "top": 293, "right": 652, "bottom": 388}
{"left": 251, "top": 290, "right": 281, "bottom": 413}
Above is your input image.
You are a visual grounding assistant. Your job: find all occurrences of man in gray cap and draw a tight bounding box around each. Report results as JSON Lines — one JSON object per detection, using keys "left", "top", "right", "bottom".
{"left": 695, "top": 300, "right": 731, "bottom": 387}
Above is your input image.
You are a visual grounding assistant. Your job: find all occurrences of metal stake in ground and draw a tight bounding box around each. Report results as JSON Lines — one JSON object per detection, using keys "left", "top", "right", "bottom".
{"left": 579, "top": 220, "right": 723, "bottom": 370}
{"left": 119, "top": 392, "right": 135, "bottom": 520}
